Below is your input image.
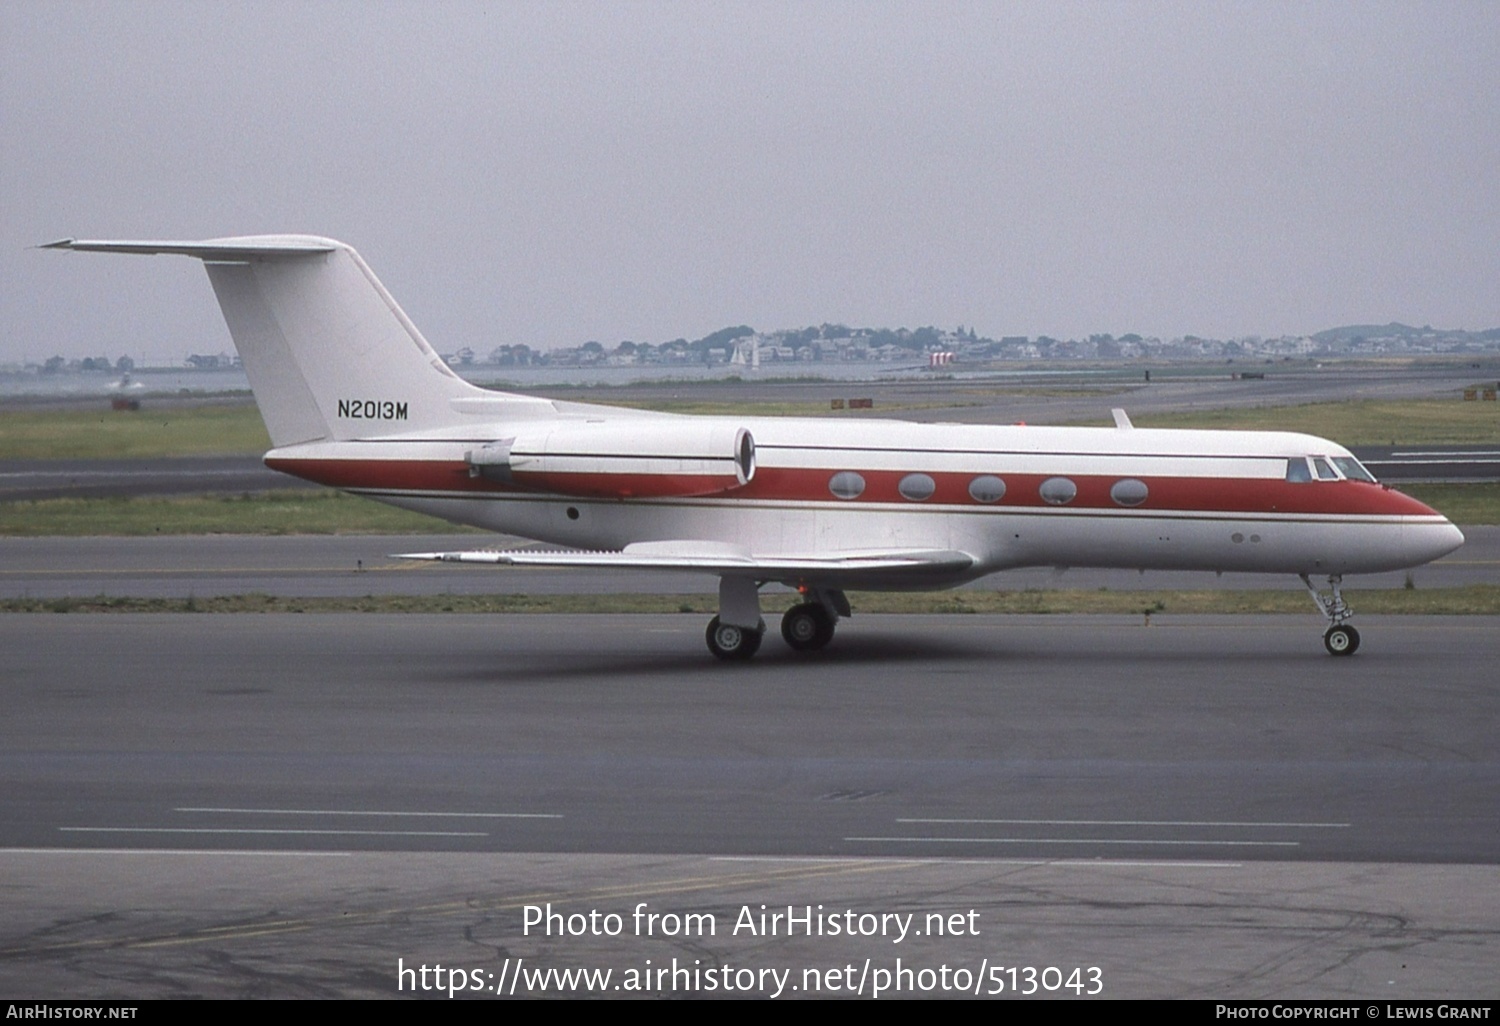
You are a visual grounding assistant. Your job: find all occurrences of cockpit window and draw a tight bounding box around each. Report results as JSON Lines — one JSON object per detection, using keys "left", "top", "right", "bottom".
{"left": 1312, "top": 457, "right": 1339, "bottom": 481}
{"left": 1285, "top": 458, "right": 1312, "bottom": 483}
{"left": 1332, "top": 456, "right": 1377, "bottom": 483}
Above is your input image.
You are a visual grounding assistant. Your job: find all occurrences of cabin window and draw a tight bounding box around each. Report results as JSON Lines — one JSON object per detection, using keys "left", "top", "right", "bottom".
{"left": 1285, "top": 458, "right": 1312, "bottom": 483}
{"left": 1039, "top": 477, "right": 1077, "bottom": 505}
{"left": 828, "top": 471, "right": 866, "bottom": 500}
{"left": 898, "top": 473, "right": 936, "bottom": 501}
{"left": 968, "top": 475, "right": 1006, "bottom": 503}
{"left": 1110, "top": 478, "right": 1149, "bottom": 507}
{"left": 1312, "top": 457, "right": 1338, "bottom": 481}
{"left": 1332, "top": 457, "right": 1377, "bottom": 483}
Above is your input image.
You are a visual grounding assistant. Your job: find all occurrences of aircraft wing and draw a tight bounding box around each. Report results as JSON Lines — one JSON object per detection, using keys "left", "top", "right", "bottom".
{"left": 396, "top": 541, "right": 977, "bottom": 588}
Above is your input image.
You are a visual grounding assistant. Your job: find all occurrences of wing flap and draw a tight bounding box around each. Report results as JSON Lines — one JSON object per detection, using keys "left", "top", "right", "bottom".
{"left": 396, "top": 544, "right": 977, "bottom": 587}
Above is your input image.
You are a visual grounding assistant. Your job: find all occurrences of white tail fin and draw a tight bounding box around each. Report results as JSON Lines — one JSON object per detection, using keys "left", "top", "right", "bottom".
{"left": 44, "top": 236, "right": 487, "bottom": 446}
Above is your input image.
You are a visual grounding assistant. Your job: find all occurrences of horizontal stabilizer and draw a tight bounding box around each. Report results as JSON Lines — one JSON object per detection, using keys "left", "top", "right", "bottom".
{"left": 41, "top": 237, "right": 338, "bottom": 260}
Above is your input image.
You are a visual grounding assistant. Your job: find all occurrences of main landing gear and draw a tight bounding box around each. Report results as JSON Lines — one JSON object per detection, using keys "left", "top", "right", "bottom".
{"left": 1301, "top": 573, "right": 1360, "bottom": 657}
{"left": 706, "top": 578, "right": 848, "bottom": 661}
{"left": 705, "top": 616, "right": 763, "bottom": 661}
{"left": 781, "top": 602, "right": 836, "bottom": 651}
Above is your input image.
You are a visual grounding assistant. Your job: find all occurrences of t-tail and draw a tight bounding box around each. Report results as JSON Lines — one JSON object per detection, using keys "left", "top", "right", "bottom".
{"left": 43, "top": 236, "right": 493, "bottom": 446}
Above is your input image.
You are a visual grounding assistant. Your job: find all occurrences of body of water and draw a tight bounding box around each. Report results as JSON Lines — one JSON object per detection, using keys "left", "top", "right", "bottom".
{"left": 2, "top": 361, "right": 1105, "bottom": 400}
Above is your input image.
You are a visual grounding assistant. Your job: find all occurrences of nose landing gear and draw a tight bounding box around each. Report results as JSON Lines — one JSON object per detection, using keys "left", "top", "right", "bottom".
{"left": 1322, "top": 623, "right": 1360, "bottom": 656}
{"left": 1301, "top": 573, "right": 1360, "bottom": 656}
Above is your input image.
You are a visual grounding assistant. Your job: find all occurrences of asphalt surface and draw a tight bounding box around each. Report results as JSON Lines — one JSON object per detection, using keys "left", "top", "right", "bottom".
{"left": 0, "top": 456, "right": 301, "bottom": 501}
{"left": 1, "top": 613, "right": 1496, "bottom": 998}
{"left": 5, "top": 613, "right": 1494, "bottom": 863}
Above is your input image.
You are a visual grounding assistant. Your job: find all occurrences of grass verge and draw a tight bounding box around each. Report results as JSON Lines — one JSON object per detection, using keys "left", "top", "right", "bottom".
{"left": 0, "top": 404, "right": 270, "bottom": 459}
{"left": 6, "top": 585, "right": 1499, "bottom": 616}
{"left": 0, "top": 490, "right": 485, "bottom": 536}
{"left": 1131, "top": 399, "right": 1499, "bottom": 445}
{"left": 1399, "top": 483, "right": 1500, "bottom": 525}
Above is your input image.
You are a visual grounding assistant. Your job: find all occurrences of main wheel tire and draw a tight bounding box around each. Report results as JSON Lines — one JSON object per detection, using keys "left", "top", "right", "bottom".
{"left": 1323, "top": 624, "right": 1360, "bottom": 656}
{"left": 780, "top": 603, "right": 835, "bottom": 652}
{"left": 706, "top": 616, "right": 764, "bottom": 661}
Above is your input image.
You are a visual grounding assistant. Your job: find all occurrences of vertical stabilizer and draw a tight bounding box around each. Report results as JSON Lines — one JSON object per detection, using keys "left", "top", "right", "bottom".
{"left": 44, "top": 236, "right": 487, "bottom": 447}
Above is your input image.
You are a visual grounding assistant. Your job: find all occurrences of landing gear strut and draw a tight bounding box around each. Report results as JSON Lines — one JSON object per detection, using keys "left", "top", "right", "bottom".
{"left": 707, "top": 576, "right": 766, "bottom": 662}
{"left": 1301, "top": 573, "right": 1360, "bottom": 657}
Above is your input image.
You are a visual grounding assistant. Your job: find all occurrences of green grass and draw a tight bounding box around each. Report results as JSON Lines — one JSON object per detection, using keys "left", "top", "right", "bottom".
{"left": 1131, "top": 399, "right": 1498, "bottom": 445}
{"left": 1400, "top": 482, "right": 1500, "bottom": 525}
{"left": 6, "top": 584, "right": 1499, "bottom": 616}
{"left": 0, "top": 490, "right": 484, "bottom": 536}
{"left": 0, "top": 404, "right": 270, "bottom": 459}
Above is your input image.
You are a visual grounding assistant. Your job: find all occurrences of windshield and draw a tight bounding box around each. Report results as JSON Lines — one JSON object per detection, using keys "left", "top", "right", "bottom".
{"left": 1332, "top": 456, "right": 1378, "bottom": 483}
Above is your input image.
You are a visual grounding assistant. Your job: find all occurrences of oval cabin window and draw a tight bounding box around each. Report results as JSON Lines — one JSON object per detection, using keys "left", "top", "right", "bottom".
{"left": 968, "top": 475, "right": 1006, "bottom": 503}
{"left": 1039, "top": 477, "right": 1077, "bottom": 505}
{"left": 898, "top": 473, "right": 936, "bottom": 501}
{"left": 828, "top": 471, "right": 866, "bottom": 500}
{"left": 1110, "top": 478, "right": 1149, "bottom": 507}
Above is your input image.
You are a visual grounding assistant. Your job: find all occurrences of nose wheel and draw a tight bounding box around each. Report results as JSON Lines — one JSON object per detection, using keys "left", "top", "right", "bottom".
{"left": 1322, "top": 624, "right": 1361, "bottom": 657}
{"left": 1302, "top": 573, "right": 1360, "bottom": 657}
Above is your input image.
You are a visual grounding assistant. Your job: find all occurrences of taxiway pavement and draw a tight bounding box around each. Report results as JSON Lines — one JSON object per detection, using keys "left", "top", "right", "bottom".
{"left": 1, "top": 613, "right": 1496, "bottom": 998}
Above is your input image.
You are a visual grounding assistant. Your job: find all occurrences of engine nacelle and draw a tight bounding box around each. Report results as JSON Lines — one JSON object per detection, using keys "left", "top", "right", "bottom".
{"left": 467, "top": 421, "right": 755, "bottom": 499}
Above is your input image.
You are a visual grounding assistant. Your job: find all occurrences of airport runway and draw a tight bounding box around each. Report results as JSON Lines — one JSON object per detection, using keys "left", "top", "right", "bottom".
{"left": 0, "top": 456, "right": 301, "bottom": 501}
{"left": 2, "top": 529, "right": 1494, "bottom": 600}
{"left": 1, "top": 613, "right": 1496, "bottom": 998}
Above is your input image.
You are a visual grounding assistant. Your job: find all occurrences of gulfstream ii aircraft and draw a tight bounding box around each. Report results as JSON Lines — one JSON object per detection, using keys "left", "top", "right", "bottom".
{"left": 47, "top": 236, "right": 1465, "bottom": 659}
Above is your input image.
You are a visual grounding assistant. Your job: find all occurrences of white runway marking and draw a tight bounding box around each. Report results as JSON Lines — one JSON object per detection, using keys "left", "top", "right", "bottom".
{"left": 174, "top": 806, "right": 562, "bottom": 819}
{"left": 847, "top": 837, "right": 1300, "bottom": 846}
{"left": 897, "top": 818, "right": 1349, "bottom": 828}
{"left": 60, "top": 827, "right": 489, "bottom": 838}
{"left": 0, "top": 847, "right": 353, "bottom": 857}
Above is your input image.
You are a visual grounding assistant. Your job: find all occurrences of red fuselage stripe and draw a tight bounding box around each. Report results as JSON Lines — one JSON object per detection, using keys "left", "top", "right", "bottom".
{"left": 264, "top": 457, "right": 1440, "bottom": 518}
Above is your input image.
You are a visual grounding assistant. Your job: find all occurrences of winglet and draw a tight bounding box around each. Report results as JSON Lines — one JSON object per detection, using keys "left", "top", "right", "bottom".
{"left": 1112, "top": 408, "right": 1134, "bottom": 430}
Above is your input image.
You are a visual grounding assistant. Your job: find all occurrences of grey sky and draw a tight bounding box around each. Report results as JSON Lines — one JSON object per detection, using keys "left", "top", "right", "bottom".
{"left": 3, "top": 1, "right": 1497, "bottom": 364}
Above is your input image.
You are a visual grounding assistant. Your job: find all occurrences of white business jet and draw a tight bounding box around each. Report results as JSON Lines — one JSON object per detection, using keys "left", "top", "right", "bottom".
{"left": 46, "top": 236, "right": 1464, "bottom": 659}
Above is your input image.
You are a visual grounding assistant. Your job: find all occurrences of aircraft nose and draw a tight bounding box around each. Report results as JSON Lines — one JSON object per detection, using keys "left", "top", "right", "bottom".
{"left": 1405, "top": 519, "right": 1465, "bottom": 566}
